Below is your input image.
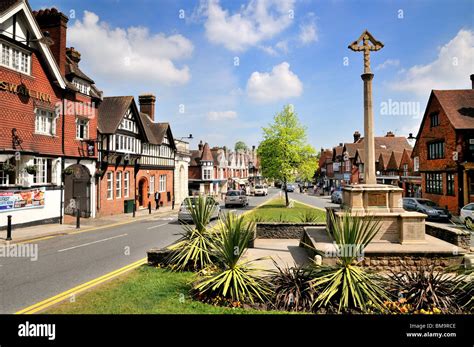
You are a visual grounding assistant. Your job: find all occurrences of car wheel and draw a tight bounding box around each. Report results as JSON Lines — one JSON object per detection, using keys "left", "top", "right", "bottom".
{"left": 465, "top": 218, "right": 473, "bottom": 230}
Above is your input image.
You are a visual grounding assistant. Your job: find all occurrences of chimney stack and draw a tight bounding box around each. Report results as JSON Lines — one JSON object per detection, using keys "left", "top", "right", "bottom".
{"left": 138, "top": 94, "right": 156, "bottom": 121}
{"left": 353, "top": 131, "right": 361, "bottom": 143}
{"left": 471, "top": 74, "right": 474, "bottom": 89}
{"left": 385, "top": 131, "right": 395, "bottom": 137}
{"left": 66, "top": 47, "right": 81, "bottom": 64}
{"left": 198, "top": 140, "right": 203, "bottom": 151}
{"left": 34, "top": 8, "right": 69, "bottom": 77}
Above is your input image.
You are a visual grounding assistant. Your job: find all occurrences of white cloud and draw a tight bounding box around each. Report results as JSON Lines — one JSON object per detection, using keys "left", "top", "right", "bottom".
{"left": 389, "top": 29, "right": 474, "bottom": 95}
{"left": 246, "top": 62, "right": 303, "bottom": 103}
{"left": 207, "top": 110, "right": 237, "bottom": 120}
{"left": 275, "top": 40, "right": 289, "bottom": 53}
{"left": 200, "top": 0, "right": 295, "bottom": 52}
{"left": 375, "top": 59, "right": 400, "bottom": 71}
{"left": 68, "top": 11, "right": 193, "bottom": 86}
{"left": 298, "top": 22, "right": 318, "bottom": 44}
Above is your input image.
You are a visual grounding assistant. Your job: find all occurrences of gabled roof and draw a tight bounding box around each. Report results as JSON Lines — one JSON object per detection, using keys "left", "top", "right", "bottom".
{"left": 189, "top": 150, "right": 202, "bottom": 166}
{"left": 138, "top": 114, "right": 175, "bottom": 148}
{"left": 432, "top": 90, "right": 474, "bottom": 129}
{"left": 386, "top": 151, "right": 404, "bottom": 171}
{"left": 377, "top": 150, "right": 392, "bottom": 170}
{"left": 0, "top": 0, "right": 66, "bottom": 88}
{"left": 98, "top": 96, "right": 135, "bottom": 134}
{"left": 344, "top": 142, "right": 363, "bottom": 159}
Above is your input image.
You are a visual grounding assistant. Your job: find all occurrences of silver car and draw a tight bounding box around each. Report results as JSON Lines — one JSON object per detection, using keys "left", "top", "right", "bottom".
{"left": 224, "top": 190, "right": 249, "bottom": 208}
{"left": 178, "top": 196, "right": 221, "bottom": 223}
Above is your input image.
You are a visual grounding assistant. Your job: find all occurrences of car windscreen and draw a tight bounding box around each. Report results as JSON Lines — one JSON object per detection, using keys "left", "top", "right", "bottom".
{"left": 255, "top": 185, "right": 263, "bottom": 189}
{"left": 226, "top": 191, "right": 239, "bottom": 196}
{"left": 417, "top": 200, "right": 437, "bottom": 207}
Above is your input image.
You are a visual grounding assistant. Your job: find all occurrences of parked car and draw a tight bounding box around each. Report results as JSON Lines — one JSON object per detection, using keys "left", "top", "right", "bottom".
{"left": 283, "top": 183, "right": 296, "bottom": 192}
{"left": 178, "top": 196, "right": 220, "bottom": 223}
{"left": 254, "top": 184, "right": 268, "bottom": 196}
{"left": 402, "top": 198, "right": 451, "bottom": 222}
{"left": 225, "top": 190, "right": 249, "bottom": 207}
{"left": 331, "top": 190, "right": 343, "bottom": 204}
{"left": 460, "top": 203, "right": 474, "bottom": 230}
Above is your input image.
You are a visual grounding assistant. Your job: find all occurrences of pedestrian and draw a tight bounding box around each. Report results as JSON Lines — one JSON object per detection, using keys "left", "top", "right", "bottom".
{"left": 154, "top": 191, "right": 161, "bottom": 210}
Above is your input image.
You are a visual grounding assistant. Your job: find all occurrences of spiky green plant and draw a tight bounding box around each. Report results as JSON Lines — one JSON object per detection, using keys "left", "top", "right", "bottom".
{"left": 193, "top": 212, "right": 271, "bottom": 304}
{"left": 298, "top": 210, "right": 322, "bottom": 223}
{"left": 167, "top": 196, "right": 217, "bottom": 271}
{"left": 309, "top": 211, "right": 389, "bottom": 313}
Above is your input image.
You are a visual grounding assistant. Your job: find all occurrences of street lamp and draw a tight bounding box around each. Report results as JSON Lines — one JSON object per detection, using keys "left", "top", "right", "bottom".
{"left": 178, "top": 134, "right": 193, "bottom": 141}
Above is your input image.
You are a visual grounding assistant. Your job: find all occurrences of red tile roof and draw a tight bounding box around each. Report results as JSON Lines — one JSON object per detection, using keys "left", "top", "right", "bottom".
{"left": 432, "top": 89, "right": 474, "bottom": 130}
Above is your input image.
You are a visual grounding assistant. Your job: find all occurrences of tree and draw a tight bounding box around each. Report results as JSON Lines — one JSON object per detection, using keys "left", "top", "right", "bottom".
{"left": 234, "top": 141, "right": 248, "bottom": 152}
{"left": 258, "top": 105, "right": 318, "bottom": 206}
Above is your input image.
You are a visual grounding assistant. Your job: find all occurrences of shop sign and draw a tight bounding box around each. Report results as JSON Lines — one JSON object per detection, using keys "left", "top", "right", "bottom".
{"left": 0, "top": 188, "right": 45, "bottom": 211}
{"left": 0, "top": 81, "right": 52, "bottom": 103}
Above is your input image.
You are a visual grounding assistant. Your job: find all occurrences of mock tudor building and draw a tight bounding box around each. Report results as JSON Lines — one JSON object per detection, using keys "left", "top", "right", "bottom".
{"left": 97, "top": 94, "right": 176, "bottom": 216}
{"left": 0, "top": 2, "right": 101, "bottom": 228}
{"left": 412, "top": 78, "right": 474, "bottom": 213}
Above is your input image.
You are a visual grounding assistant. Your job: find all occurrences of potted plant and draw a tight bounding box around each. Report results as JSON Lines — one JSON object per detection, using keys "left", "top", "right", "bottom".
{"left": 25, "top": 165, "right": 37, "bottom": 175}
{"left": 1, "top": 162, "right": 15, "bottom": 174}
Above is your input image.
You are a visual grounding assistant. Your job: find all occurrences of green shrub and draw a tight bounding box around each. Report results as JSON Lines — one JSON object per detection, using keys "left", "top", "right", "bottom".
{"left": 298, "top": 210, "right": 322, "bottom": 223}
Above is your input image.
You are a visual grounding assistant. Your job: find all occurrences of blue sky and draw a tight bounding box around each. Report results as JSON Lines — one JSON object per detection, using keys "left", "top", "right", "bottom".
{"left": 31, "top": 0, "right": 474, "bottom": 151}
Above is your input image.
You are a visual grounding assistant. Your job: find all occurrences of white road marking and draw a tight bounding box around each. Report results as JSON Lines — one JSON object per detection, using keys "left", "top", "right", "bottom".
{"left": 147, "top": 223, "right": 169, "bottom": 230}
{"left": 158, "top": 217, "right": 175, "bottom": 221}
{"left": 57, "top": 234, "right": 128, "bottom": 253}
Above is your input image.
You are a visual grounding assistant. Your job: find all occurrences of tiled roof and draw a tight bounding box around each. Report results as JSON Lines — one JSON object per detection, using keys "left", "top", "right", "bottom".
{"left": 0, "top": 0, "right": 19, "bottom": 13}
{"left": 433, "top": 89, "right": 474, "bottom": 129}
{"left": 189, "top": 150, "right": 202, "bottom": 166}
{"left": 386, "top": 151, "right": 404, "bottom": 171}
{"left": 98, "top": 96, "right": 134, "bottom": 133}
{"left": 201, "top": 143, "right": 213, "bottom": 161}
{"left": 344, "top": 142, "right": 363, "bottom": 158}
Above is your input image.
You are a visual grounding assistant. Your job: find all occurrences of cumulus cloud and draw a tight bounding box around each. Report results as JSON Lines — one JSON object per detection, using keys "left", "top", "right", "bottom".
{"left": 207, "top": 110, "right": 237, "bottom": 120}
{"left": 389, "top": 29, "right": 473, "bottom": 95}
{"left": 298, "top": 22, "right": 318, "bottom": 44}
{"left": 68, "top": 11, "right": 193, "bottom": 85}
{"left": 200, "top": 0, "right": 295, "bottom": 52}
{"left": 375, "top": 59, "right": 400, "bottom": 71}
{"left": 246, "top": 62, "right": 303, "bottom": 103}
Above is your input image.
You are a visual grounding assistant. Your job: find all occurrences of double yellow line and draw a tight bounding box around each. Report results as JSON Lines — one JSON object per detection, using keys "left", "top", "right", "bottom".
{"left": 15, "top": 258, "right": 147, "bottom": 314}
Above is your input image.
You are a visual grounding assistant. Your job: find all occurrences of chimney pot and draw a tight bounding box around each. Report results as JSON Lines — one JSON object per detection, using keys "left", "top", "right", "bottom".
{"left": 385, "top": 131, "right": 395, "bottom": 137}
{"left": 353, "top": 131, "right": 361, "bottom": 143}
{"left": 138, "top": 94, "right": 156, "bottom": 121}
{"left": 470, "top": 74, "right": 474, "bottom": 89}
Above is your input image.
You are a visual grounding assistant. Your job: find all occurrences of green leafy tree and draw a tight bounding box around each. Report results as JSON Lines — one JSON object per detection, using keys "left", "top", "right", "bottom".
{"left": 234, "top": 141, "right": 248, "bottom": 152}
{"left": 258, "top": 105, "right": 317, "bottom": 206}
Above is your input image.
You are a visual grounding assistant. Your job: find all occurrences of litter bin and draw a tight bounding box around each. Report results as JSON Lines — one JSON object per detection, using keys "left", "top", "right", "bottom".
{"left": 124, "top": 199, "right": 134, "bottom": 213}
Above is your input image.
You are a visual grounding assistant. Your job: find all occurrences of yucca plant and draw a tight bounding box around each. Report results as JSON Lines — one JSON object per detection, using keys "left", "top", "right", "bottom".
{"left": 389, "top": 264, "right": 470, "bottom": 313}
{"left": 167, "top": 196, "right": 217, "bottom": 271}
{"left": 193, "top": 212, "right": 271, "bottom": 304}
{"left": 269, "top": 261, "right": 317, "bottom": 312}
{"left": 298, "top": 210, "right": 322, "bottom": 223}
{"left": 309, "top": 211, "right": 389, "bottom": 313}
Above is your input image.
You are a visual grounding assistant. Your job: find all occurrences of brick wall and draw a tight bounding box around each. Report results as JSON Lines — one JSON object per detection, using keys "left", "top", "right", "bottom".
{"left": 0, "top": 53, "right": 63, "bottom": 155}
{"left": 96, "top": 165, "right": 135, "bottom": 217}
{"left": 136, "top": 169, "right": 174, "bottom": 208}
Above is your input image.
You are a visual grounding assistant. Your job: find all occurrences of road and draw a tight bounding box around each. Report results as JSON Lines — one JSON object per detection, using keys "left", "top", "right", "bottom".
{"left": 2, "top": 187, "right": 331, "bottom": 313}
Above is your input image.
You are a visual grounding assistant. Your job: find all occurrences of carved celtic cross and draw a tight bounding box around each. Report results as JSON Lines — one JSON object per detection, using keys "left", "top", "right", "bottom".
{"left": 348, "top": 30, "right": 384, "bottom": 73}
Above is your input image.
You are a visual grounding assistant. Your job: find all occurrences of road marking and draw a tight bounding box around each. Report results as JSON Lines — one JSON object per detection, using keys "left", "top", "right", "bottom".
{"left": 15, "top": 257, "right": 147, "bottom": 314}
{"left": 16, "top": 235, "right": 58, "bottom": 244}
{"left": 147, "top": 223, "right": 169, "bottom": 230}
{"left": 57, "top": 233, "right": 128, "bottom": 253}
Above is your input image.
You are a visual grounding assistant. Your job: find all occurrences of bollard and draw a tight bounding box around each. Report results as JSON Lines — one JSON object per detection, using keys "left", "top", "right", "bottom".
{"left": 172, "top": 199, "right": 175, "bottom": 210}
{"left": 76, "top": 208, "right": 80, "bottom": 229}
{"left": 133, "top": 201, "right": 136, "bottom": 218}
{"left": 6, "top": 215, "right": 12, "bottom": 241}
{"left": 148, "top": 201, "right": 151, "bottom": 214}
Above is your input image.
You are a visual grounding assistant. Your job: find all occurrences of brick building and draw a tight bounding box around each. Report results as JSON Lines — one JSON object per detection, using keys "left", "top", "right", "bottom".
{"left": 412, "top": 80, "right": 474, "bottom": 213}
{"left": 0, "top": 1, "right": 101, "bottom": 227}
{"left": 96, "top": 94, "right": 176, "bottom": 217}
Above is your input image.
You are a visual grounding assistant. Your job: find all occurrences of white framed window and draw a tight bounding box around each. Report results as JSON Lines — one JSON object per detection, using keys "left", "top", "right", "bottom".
{"left": 414, "top": 157, "right": 419, "bottom": 172}
{"left": 33, "top": 158, "right": 51, "bottom": 184}
{"left": 106, "top": 172, "right": 113, "bottom": 200}
{"left": 124, "top": 171, "right": 129, "bottom": 198}
{"left": 73, "top": 78, "right": 90, "bottom": 95}
{"left": 149, "top": 175, "right": 155, "bottom": 194}
{"left": 203, "top": 168, "right": 212, "bottom": 180}
{"left": 116, "top": 171, "right": 122, "bottom": 199}
{"left": 0, "top": 167, "right": 10, "bottom": 186}
{"left": 35, "top": 109, "right": 56, "bottom": 135}
{"left": 0, "top": 41, "right": 30, "bottom": 74}
{"left": 159, "top": 175, "right": 166, "bottom": 192}
{"left": 76, "top": 118, "right": 89, "bottom": 140}
{"left": 115, "top": 134, "right": 137, "bottom": 153}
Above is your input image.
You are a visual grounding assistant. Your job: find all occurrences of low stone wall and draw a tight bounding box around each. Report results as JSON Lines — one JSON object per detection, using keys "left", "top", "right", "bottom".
{"left": 358, "top": 254, "right": 464, "bottom": 272}
{"left": 425, "top": 222, "right": 471, "bottom": 250}
{"left": 147, "top": 248, "right": 172, "bottom": 266}
{"left": 256, "top": 223, "right": 325, "bottom": 239}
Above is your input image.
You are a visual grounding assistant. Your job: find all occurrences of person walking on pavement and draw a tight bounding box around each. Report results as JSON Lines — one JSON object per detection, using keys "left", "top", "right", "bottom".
{"left": 154, "top": 191, "right": 161, "bottom": 210}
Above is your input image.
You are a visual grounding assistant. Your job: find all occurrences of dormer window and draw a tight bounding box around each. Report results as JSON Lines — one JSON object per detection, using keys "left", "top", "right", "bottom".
{"left": 0, "top": 41, "right": 30, "bottom": 74}
{"left": 73, "top": 78, "right": 90, "bottom": 95}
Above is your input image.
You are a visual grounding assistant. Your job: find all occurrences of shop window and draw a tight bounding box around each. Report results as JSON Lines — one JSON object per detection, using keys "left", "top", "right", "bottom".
{"left": 33, "top": 158, "right": 52, "bottom": 184}
{"left": 35, "top": 109, "right": 56, "bottom": 136}
{"left": 76, "top": 118, "right": 89, "bottom": 140}
{"left": 426, "top": 173, "right": 442, "bottom": 195}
